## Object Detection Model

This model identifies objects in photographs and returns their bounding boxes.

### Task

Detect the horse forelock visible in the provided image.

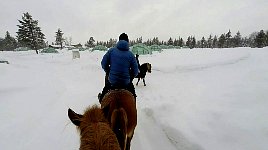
[82,105,108,125]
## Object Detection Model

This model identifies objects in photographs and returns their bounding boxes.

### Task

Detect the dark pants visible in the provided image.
[99,75,137,103]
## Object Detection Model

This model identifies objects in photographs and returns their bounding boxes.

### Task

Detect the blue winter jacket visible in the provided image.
[101,40,139,87]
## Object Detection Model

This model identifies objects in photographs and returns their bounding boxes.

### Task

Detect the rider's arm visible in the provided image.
[130,54,139,78]
[101,50,111,73]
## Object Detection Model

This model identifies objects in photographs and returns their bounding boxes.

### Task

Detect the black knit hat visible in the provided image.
[119,33,129,42]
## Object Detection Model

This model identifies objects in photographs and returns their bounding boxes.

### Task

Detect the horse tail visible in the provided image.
[111,108,128,150]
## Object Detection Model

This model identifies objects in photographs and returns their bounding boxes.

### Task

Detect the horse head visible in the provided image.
[146,63,152,73]
[68,105,120,150]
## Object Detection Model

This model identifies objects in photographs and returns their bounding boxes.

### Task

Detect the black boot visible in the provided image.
[127,83,137,101]
[99,79,111,103]
[98,93,102,102]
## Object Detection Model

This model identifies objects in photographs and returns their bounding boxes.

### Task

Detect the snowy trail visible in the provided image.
[1,48,268,150]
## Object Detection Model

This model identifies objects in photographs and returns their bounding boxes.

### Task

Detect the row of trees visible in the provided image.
[1,12,268,53]
[184,30,268,49]
[84,29,268,49]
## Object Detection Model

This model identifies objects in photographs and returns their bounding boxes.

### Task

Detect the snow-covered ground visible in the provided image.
[1,47,268,150]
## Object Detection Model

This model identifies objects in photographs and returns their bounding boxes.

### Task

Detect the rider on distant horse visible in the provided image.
[98,33,139,102]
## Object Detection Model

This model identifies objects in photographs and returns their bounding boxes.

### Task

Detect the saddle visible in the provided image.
[101,89,133,109]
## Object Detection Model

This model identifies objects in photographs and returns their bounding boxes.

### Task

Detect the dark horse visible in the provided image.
[135,63,152,86]
[101,89,137,150]
[68,105,120,150]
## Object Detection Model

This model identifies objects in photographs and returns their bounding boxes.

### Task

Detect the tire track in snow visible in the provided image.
[134,107,204,150]
[152,53,250,74]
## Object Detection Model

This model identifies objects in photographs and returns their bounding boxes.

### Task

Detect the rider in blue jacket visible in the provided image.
[98,33,139,102]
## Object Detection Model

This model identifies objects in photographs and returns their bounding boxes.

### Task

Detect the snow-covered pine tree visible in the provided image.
[168,37,173,45]
[191,36,196,49]
[16,12,45,54]
[226,30,232,48]
[178,37,184,47]
[218,34,226,48]
[266,31,268,46]
[0,37,4,51]
[152,37,159,45]
[186,36,191,48]
[212,35,218,48]
[106,38,116,48]
[207,35,213,48]
[85,37,95,48]
[2,31,17,51]
[201,37,206,48]
[255,30,266,48]
[55,28,64,49]
[233,31,242,47]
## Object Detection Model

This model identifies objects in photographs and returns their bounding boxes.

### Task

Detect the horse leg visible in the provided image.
[143,78,146,86]
[136,78,140,86]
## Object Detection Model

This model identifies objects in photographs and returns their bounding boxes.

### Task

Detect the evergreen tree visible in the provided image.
[186,36,191,48]
[145,39,152,46]
[55,28,64,49]
[196,41,201,48]
[226,30,232,48]
[178,38,184,47]
[85,37,95,48]
[212,35,218,48]
[2,31,17,51]
[173,39,179,46]
[106,38,116,48]
[241,37,248,47]
[255,30,266,48]
[0,37,4,51]
[201,37,206,48]
[16,12,45,54]
[152,37,159,45]
[207,35,213,48]
[136,36,143,44]
[218,34,226,48]
[265,30,268,46]
[191,36,196,49]
[130,39,135,46]
[233,31,242,47]
[167,37,173,45]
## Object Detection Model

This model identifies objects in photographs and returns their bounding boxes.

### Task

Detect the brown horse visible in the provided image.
[101,89,137,150]
[68,105,120,150]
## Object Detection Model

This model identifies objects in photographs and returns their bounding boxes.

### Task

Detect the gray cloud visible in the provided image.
[1,0,267,44]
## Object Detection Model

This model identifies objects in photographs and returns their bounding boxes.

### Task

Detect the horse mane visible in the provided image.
[77,105,120,150]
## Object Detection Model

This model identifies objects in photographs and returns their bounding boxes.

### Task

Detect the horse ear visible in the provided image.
[68,108,82,126]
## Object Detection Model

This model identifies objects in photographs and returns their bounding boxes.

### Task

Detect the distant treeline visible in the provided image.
[1,12,268,53]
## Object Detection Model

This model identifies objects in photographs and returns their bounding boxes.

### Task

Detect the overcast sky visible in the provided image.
[1,0,267,44]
